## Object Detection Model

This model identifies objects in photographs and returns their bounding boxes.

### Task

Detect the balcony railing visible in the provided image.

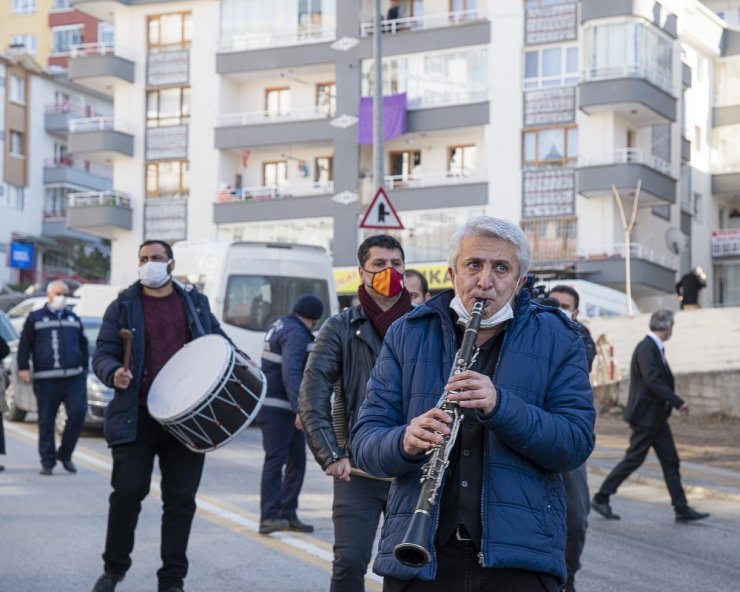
[580,148,672,177]
[360,8,487,36]
[44,103,96,116]
[219,27,334,52]
[68,116,134,134]
[577,243,673,268]
[70,42,134,61]
[582,64,672,95]
[217,181,335,203]
[216,105,334,127]
[67,190,131,208]
[44,157,113,179]
[407,89,488,110]
[384,170,486,190]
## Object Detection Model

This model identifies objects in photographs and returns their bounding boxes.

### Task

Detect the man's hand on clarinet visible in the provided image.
[403,408,452,456]
[113,367,133,390]
[445,369,497,416]
[325,458,351,481]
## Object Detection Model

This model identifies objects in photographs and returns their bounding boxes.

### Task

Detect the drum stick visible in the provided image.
[119,329,133,373]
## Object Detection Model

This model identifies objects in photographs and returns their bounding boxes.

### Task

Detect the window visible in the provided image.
[389,150,421,178]
[448,145,477,175]
[451,0,477,11]
[10,34,37,55]
[52,25,84,54]
[316,82,336,115]
[523,126,577,167]
[11,0,36,15]
[52,0,71,9]
[9,75,25,104]
[7,185,26,210]
[523,45,578,89]
[145,161,190,198]
[98,22,115,45]
[146,87,190,127]
[45,187,73,217]
[9,132,25,157]
[148,12,192,51]
[263,161,288,186]
[265,87,291,116]
[314,156,333,184]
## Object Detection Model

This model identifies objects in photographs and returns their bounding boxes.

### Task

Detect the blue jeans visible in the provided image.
[258,407,307,521]
[33,375,87,468]
[331,474,390,592]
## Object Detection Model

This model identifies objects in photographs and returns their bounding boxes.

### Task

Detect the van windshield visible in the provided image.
[223,275,330,332]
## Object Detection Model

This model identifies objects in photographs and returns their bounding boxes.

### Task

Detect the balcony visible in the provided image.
[66,190,133,239]
[68,117,134,160]
[44,104,94,137]
[579,65,676,124]
[575,243,677,297]
[215,107,334,149]
[68,43,135,93]
[213,182,336,224]
[43,158,113,192]
[578,148,676,206]
[382,170,488,211]
[360,8,487,36]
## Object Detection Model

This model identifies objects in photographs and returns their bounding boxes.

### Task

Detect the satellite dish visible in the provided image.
[665,227,686,255]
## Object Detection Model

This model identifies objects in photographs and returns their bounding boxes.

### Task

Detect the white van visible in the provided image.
[172,240,338,362]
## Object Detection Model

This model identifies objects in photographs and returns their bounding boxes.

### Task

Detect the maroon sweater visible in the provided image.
[140,290,189,403]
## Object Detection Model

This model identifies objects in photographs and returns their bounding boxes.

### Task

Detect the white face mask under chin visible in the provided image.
[449,292,515,329]
[138,260,172,288]
[49,295,67,311]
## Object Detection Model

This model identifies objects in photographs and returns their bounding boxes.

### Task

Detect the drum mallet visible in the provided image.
[119,329,133,372]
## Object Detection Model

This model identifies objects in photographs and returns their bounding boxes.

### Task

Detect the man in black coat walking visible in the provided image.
[591,309,709,523]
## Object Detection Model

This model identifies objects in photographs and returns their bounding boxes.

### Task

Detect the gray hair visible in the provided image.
[448,216,531,278]
[46,280,69,295]
[649,309,674,332]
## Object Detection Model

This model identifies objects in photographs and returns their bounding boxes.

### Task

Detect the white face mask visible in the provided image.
[560,309,574,320]
[138,260,172,288]
[449,292,515,329]
[49,295,67,311]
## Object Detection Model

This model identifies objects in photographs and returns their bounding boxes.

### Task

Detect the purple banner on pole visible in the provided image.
[358,92,408,144]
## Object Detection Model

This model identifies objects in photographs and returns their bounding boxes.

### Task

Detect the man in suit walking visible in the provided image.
[591,309,709,523]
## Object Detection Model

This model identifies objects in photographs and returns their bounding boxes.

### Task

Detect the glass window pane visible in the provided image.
[181,162,190,192]
[159,162,180,193]
[523,132,536,162]
[539,128,564,161]
[542,48,561,77]
[147,91,159,120]
[148,18,160,46]
[567,127,578,158]
[160,14,182,46]
[146,164,158,194]
[566,46,578,73]
[159,88,181,120]
[524,51,538,78]
[182,88,191,116]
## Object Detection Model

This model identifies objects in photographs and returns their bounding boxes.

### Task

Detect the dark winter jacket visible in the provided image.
[350,289,596,583]
[18,305,88,379]
[261,313,315,413]
[299,304,383,471]
[93,281,229,447]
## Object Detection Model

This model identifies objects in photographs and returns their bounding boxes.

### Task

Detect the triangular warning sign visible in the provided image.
[359,187,404,230]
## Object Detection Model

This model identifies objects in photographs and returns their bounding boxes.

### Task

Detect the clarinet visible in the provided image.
[393,298,485,568]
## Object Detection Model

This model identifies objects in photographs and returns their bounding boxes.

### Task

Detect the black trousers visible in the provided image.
[597,421,687,509]
[563,463,590,587]
[102,408,205,590]
[383,536,559,592]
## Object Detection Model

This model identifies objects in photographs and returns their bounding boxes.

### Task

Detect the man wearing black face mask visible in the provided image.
[91,240,233,592]
[299,234,413,592]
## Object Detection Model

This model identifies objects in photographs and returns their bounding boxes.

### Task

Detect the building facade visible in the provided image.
[61,0,740,309]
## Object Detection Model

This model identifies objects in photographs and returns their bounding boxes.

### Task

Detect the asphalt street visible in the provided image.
[1,419,739,592]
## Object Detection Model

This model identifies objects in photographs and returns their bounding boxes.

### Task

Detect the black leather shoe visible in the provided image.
[288,518,314,533]
[259,518,289,535]
[0,465,5,472]
[159,586,184,592]
[591,497,620,520]
[60,459,77,473]
[676,507,710,523]
[40,466,53,476]
[91,573,123,592]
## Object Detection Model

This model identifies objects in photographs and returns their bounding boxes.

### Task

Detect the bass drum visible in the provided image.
[147,334,266,453]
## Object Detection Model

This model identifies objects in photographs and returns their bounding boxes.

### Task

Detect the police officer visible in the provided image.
[258,294,324,535]
[18,280,88,475]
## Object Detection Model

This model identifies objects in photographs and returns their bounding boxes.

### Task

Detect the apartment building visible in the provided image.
[0,50,113,287]
[63,0,740,309]
[0,0,107,69]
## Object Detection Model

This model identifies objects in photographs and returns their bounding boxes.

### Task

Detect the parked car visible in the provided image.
[0,284,26,312]
[6,296,80,333]
[1,312,113,433]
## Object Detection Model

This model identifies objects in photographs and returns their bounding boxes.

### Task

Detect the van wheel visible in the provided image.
[4,381,27,422]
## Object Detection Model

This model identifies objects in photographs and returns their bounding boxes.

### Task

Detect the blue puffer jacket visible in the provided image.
[350,289,595,583]
[93,281,230,447]
[261,313,314,413]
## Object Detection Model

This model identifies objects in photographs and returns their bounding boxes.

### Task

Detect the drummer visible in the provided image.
[90,240,235,592]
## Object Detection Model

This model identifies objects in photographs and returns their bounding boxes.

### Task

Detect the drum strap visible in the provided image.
[181,289,206,337]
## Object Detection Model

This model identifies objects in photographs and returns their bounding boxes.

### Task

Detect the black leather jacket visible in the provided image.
[299,304,383,471]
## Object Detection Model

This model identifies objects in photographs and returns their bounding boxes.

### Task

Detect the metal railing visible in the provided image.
[384,170,486,190]
[407,89,488,110]
[576,243,673,268]
[70,42,133,61]
[67,191,131,208]
[217,105,334,127]
[579,148,673,177]
[68,116,134,134]
[216,181,335,203]
[45,103,89,116]
[582,64,673,95]
[219,27,334,52]
[360,8,487,36]
[44,157,113,179]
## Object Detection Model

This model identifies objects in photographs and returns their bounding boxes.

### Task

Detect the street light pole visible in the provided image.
[373,0,384,189]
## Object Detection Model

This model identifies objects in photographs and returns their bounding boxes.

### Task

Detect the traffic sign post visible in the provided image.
[359,187,404,230]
